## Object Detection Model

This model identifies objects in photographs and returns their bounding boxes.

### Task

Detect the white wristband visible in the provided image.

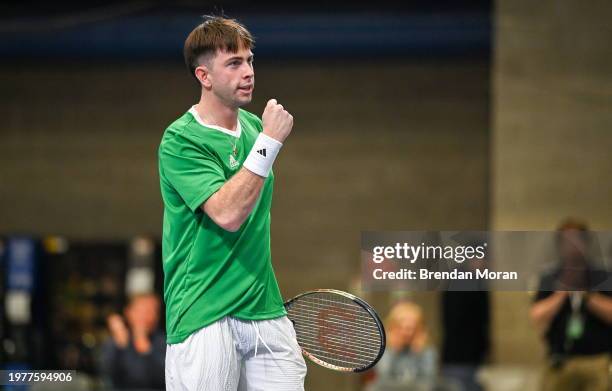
[243,133,283,177]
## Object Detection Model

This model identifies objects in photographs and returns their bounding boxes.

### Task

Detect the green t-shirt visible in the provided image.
[158,107,286,344]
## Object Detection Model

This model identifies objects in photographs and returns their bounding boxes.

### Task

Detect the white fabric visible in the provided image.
[242,133,283,178]
[188,106,242,138]
[165,316,306,391]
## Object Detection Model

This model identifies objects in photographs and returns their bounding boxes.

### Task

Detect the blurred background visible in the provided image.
[1,0,611,390]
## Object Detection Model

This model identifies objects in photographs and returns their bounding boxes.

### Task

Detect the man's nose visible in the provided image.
[243,64,254,79]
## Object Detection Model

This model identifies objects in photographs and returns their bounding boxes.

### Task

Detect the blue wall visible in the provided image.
[1,12,489,59]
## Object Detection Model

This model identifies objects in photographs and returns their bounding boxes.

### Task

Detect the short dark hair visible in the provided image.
[556,217,590,246]
[183,16,254,81]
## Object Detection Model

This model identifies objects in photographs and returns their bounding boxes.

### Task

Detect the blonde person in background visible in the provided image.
[368,301,439,391]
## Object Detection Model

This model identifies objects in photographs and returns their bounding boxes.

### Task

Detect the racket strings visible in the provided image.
[294,330,378,357]
[288,313,381,346]
[288,318,379,353]
[288,306,379,328]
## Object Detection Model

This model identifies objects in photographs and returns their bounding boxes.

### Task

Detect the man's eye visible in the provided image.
[229,61,240,66]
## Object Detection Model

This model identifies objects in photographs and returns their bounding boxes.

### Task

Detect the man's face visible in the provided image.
[203,46,255,108]
[391,311,419,344]
[126,295,160,333]
[559,229,587,261]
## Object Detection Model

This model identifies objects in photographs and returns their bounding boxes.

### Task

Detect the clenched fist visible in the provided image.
[262,99,293,143]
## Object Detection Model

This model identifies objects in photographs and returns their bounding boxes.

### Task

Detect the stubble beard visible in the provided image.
[213,85,252,109]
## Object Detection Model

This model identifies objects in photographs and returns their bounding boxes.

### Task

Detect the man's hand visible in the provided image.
[530,291,568,335]
[107,314,129,349]
[262,99,293,143]
[132,328,152,354]
[130,313,153,354]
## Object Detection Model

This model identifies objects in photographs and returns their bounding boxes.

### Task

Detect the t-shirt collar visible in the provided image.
[189,106,241,138]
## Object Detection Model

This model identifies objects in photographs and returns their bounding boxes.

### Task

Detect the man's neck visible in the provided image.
[194,94,239,131]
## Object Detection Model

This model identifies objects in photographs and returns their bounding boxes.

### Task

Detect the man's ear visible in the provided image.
[195,64,212,89]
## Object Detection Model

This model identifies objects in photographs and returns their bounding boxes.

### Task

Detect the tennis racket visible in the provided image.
[284,289,386,372]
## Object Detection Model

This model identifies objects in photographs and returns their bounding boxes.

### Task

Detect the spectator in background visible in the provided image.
[530,218,612,391]
[369,301,437,391]
[100,293,165,390]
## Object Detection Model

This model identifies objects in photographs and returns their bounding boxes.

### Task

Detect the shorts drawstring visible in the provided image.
[251,320,287,375]
[251,320,277,360]
[251,320,285,373]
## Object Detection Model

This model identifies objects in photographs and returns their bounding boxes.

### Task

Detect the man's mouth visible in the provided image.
[238,84,253,92]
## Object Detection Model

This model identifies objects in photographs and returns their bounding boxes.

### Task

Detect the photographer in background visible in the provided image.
[530,219,612,391]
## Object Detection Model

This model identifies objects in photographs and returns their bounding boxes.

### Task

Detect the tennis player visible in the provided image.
[158,16,306,391]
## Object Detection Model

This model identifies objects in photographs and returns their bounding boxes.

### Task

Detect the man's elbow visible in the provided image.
[217,217,242,232]
[202,197,245,232]
[206,210,243,232]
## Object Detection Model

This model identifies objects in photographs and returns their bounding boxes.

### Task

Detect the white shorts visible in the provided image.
[165,316,307,391]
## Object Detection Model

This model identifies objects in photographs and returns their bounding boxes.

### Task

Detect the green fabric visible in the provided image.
[158,108,285,344]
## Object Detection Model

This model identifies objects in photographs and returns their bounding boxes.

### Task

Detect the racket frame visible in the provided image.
[284,289,386,373]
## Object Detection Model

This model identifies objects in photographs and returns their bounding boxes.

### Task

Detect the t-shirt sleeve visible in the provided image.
[159,134,226,212]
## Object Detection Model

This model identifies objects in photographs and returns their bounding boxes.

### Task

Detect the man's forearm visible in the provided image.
[530,291,567,334]
[203,168,265,232]
[586,292,612,325]
[202,99,293,232]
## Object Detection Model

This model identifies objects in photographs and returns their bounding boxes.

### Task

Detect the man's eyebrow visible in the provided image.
[225,54,254,63]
